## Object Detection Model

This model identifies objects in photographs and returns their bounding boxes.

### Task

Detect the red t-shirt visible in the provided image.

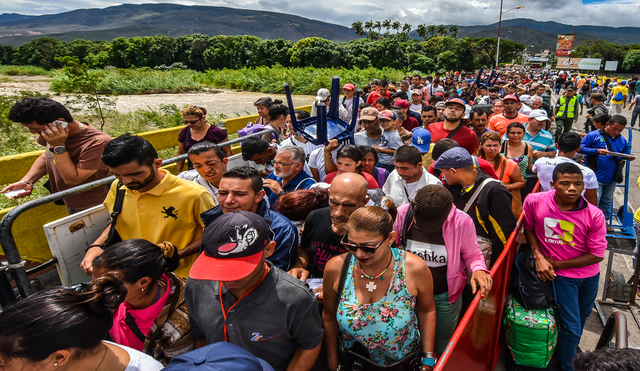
[427,122,479,155]
[324,171,380,189]
[402,117,420,131]
[366,90,391,106]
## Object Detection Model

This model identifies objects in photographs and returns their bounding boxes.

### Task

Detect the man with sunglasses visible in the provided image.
[289,173,370,282]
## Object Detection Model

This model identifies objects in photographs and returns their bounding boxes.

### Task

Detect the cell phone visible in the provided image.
[53,120,68,128]
[3,189,27,199]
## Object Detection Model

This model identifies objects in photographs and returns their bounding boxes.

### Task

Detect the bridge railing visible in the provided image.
[0,129,279,307]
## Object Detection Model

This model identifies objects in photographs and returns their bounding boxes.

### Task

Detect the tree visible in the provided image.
[448,26,459,38]
[622,49,640,73]
[416,25,428,40]
[382,19,392,36]
[436,25,448,37]
[290,37,338,68]
[410,56,436,73]
[13,37,68,69]
[437,50,459,72]
[351,21,365,38]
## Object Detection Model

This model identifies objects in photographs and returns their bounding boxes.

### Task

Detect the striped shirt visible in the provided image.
[523,125,557,155]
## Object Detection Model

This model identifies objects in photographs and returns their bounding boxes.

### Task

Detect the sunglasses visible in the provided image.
[183,119,200,125]
[340,233,389,254]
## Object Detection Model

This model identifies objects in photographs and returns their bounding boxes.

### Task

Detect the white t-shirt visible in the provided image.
[308,146,339,182]
[105,341,163,371]
[279,136,322,160]
[405,180,419,197]
[409,103,423,112]
[340,96,365,118]
[406,240,448,267]
[532,156,599,193]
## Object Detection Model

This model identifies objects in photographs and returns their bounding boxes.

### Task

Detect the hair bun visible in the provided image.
[83,273,127,313]
[157,241,175,258]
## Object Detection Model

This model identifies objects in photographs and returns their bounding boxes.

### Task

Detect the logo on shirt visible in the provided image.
[218,224,258,255]
[251,332,283,342]
[161,206,178,220]
[543,218,575,246]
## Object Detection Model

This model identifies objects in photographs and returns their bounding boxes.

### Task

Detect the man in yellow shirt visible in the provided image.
[81,134,215,278]
[610,80,628,115]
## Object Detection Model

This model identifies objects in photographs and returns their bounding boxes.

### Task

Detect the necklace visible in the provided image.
[360,252,393,292]
[93,344,108,371]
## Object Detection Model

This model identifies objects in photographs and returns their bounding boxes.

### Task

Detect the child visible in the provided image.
[375,110,403,172]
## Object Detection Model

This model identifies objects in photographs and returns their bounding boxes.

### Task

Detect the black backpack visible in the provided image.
[510,244,556,310]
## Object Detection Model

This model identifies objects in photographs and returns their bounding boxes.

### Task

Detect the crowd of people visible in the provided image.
[0,67,637,371]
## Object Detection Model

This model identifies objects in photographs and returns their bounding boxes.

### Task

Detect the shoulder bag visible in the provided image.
[599,129,625,183]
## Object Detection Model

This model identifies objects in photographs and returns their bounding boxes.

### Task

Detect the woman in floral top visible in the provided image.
[322,198,437,370]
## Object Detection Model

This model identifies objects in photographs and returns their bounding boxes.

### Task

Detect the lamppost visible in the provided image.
[495,1,524,68]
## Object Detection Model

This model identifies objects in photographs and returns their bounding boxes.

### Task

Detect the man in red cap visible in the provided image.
[185,211,323,371]
[393,99,421,131]
[427,98,479,155]
[339,83,363,119]
[487,94,529,137]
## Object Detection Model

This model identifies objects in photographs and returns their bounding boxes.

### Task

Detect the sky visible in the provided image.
[2,0,640,28]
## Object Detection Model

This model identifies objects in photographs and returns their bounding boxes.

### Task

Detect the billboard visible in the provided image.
[556,58,601,70]
[555,35,575,56]
[605,61,619,71]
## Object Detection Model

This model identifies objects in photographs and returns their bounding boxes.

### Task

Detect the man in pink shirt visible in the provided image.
[523,162,606,371]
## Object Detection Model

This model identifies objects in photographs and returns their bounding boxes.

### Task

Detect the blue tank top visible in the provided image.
[336,248,420,366]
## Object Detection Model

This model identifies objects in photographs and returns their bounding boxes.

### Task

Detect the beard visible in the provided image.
[125,170,156,190]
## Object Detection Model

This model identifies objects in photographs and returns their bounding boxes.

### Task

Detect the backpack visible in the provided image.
[238,122,268,138]
[613,91,624,102]
[509,244,555,310]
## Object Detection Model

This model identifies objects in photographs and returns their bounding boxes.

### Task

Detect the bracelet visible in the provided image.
[420,352,434,358]
[420,357,436,367]
[21,180,34,187]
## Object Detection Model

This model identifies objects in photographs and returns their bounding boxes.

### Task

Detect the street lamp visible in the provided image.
[495,2,524,68]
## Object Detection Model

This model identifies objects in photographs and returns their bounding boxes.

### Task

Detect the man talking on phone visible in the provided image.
[1,97,112,214]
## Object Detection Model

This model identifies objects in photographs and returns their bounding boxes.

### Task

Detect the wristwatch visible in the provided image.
[49,145,67,154]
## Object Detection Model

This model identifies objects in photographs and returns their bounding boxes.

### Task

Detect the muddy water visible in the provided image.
[0,77,316,117]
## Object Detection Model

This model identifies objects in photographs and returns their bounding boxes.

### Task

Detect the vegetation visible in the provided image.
[572,39,640,73]
[1,31,527,74]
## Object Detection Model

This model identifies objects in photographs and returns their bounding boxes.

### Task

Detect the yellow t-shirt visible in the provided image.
[104,169,215,278]
[611,85,628,103]
[635,176,640,223]
[421,143,436,170]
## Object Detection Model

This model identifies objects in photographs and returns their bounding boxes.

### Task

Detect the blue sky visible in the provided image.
[1,0,639,27]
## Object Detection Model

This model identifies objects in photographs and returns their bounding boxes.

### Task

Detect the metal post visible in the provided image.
[495,0,504,69]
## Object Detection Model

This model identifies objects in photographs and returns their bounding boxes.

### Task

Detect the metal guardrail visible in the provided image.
[596,311,628,350]
[0,129,279,307]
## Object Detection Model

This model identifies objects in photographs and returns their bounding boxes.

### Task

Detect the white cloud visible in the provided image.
[2,0,639,27]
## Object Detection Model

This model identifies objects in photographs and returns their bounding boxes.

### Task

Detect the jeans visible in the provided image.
[554,117,574,141]
[631,109,640,127]
[555,84,562,95]
[597,181,617,220]
[433,292,462,355]
[554,274,600,371]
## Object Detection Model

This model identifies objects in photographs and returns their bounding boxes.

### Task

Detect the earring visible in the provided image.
[141,287,146,292]
[54,363,58,366]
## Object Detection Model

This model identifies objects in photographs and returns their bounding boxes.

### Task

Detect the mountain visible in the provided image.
[0,4,356,47]
[458,19,640,52]
[1,4,639,51]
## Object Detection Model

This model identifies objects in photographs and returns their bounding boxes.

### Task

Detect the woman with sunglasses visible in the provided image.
[393,185,492,356]
[176,105,232,174]
[323,198,437,371]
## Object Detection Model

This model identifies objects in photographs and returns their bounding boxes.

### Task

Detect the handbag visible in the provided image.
[498,159,523,219]
[509,244,555,310]
[599,129,626,184]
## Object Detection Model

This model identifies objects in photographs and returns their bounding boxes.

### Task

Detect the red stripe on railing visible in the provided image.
[434,183,539,371]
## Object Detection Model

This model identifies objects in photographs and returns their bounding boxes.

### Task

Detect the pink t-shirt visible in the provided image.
[110,274,171,351]
[523,191,607,279]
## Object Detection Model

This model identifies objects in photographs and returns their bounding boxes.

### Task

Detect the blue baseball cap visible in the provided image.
[411,128,432,153]
[434,147,473,169]
[163,342,274,371]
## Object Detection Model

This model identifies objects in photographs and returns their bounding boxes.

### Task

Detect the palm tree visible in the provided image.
[374,20,382,35]
[427,25,436,38]
[436,24,447,36]
[448,25,459,38]
[416,24,427,40]
[351,21,365,38]
[392,21,401,35]
[382,19,391,36]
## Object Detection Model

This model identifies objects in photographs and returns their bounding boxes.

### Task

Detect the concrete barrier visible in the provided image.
[0,105,312,263]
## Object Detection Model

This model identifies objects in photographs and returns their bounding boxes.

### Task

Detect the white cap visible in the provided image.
[520,94,533,105]
[463,104,472,119]
[529,109,549,121]
[316,88,330,102]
